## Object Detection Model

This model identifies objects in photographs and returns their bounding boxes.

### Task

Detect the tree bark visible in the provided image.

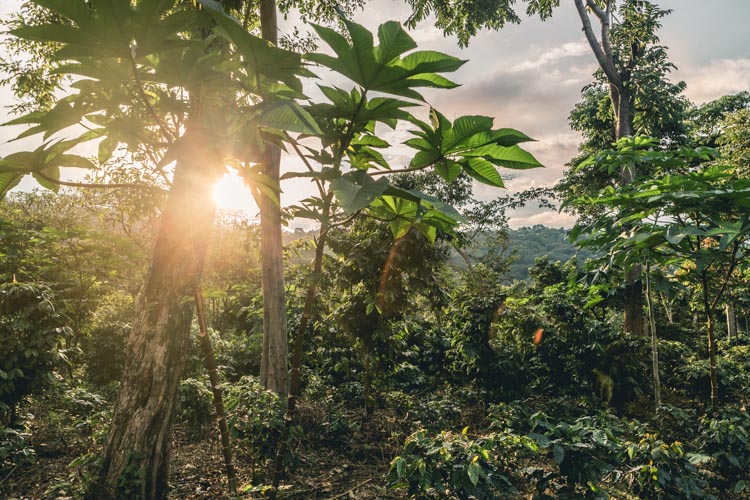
[726,303,737,344]
[258,0,289,396]
[88,124,219,499]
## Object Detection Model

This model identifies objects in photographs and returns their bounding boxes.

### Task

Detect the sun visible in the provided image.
[212,169,257,212]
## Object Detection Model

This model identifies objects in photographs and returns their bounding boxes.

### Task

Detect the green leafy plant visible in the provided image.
[225,376,292,464]
[622,434,709,499]
[0,281,70,425]
[697,408,750,493]
[176,378,215,439]
[388,427,533,499]
[0,426,36,475]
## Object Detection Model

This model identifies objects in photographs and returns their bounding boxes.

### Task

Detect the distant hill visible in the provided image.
[504,225,591,282]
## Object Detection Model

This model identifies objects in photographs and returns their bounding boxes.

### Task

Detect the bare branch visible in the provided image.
[284,133,326,198]
[574,0,622,87]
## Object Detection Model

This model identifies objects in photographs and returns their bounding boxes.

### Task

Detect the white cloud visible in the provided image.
[508,210,577,229]
[677,58,750,105]
[510,41,589,73]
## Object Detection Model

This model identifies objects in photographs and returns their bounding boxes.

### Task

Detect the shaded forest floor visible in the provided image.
[3,404,406,499]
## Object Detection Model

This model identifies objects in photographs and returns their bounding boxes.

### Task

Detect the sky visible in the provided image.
[2,0,749,229]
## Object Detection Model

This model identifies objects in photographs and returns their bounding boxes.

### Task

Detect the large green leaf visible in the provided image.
[464,144,543,170]
[0,172,23,200]
[256,100,322,135]
[331,173,390,214]
[204,5,306,92]
[375,21,418,63]
[308,19,464,101]
[462,157,504,188]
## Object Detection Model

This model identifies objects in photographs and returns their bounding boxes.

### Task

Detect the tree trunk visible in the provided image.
[726,303,737,344]
[702,271,719,413]
[88,124,219,499]
[645,260,661,409]
[272,193,333,493]
[575,0,644,337]
[258,0,289,396]
[194,289,237,495]
[613,85,645,336]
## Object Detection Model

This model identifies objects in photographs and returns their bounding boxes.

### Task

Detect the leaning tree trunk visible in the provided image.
[88,123,219,499]
[194,289,237,495]
[258,0,289,396]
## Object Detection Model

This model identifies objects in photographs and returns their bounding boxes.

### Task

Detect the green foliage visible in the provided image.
[622,433,708,499]
[697,407,750,493]
[529,410,710,498]
[176,378,215,439]
[388,427,536,499]
[0,427,36,474]
[226,376,293,464]
[530,411,624,495]
[81,291,132,387]
[0,282,69,424]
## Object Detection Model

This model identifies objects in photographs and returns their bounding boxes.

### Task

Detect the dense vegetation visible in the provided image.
[1,0,749,499]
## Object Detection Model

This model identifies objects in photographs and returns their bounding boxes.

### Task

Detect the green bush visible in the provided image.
[0,426,35,474]
[176,378,215,438]
[388,427,538,499]
[621,434,708,499]
[217,330,263,381]
[226,376,289,463]
[0,282,70,424]
[697,407,750,493]
[529,412,624,496]
[81,291,133,387]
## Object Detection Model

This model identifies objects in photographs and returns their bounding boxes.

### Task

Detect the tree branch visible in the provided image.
[574,0,622,87]
[711,239,742,310]
[284,134,326,198]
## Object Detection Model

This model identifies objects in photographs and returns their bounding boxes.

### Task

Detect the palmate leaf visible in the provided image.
[21,0,193,61]
[4,99,89,140]
[368,192,460,241]
[331,172,390,214]
[0,134,98,198]
[312,89,416,129]
[255,100,322,135]
[405,109,541,182]
[203,3,308,93]
[0,172,24,199]
[307,18,464,101]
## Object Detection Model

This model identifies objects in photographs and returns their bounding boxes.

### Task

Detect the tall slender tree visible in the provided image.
[258,0,289,396]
